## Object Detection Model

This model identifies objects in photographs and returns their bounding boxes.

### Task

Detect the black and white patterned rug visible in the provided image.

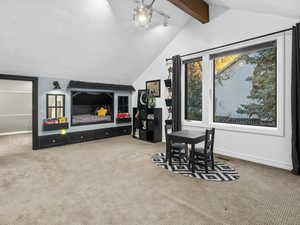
[152,153,240,182]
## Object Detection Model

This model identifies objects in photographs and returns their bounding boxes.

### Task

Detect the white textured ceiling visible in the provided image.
[0,0,189,84]
[205,0,300,19]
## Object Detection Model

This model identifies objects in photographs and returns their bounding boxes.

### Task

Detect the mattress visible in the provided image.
[72,114,112,125]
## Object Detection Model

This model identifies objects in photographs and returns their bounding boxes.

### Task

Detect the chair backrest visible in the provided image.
[164,124,172,143]
[204,128,215,153]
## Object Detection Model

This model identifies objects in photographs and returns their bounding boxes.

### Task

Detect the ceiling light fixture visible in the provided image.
[133,0,170,28]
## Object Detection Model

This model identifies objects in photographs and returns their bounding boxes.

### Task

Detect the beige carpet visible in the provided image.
[0,134,300,225]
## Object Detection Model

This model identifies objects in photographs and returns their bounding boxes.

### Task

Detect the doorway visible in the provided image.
[0,74,38,150]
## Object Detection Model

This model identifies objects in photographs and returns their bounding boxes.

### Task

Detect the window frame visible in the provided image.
[46,94,65,119]
[118,96,129,113]
[212,43,278,128]
[182,34,285,136]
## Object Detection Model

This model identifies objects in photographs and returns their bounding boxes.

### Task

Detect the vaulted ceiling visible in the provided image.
[0,0,189,84]
[0,0,299,85]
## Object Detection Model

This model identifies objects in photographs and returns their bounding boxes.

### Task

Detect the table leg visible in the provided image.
[191,144,195,173]
[168,140,172,165]
[166,139,170,163]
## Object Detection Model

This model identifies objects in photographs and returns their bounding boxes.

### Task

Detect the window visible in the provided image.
[47,94,65,118]
[184,57,203,121]
[118,96,129,113]
[212,41,277,127]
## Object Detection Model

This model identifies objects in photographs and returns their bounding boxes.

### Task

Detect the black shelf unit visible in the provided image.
[116,118,132,124]
[43,123,69,131]
[133,107,162,143]
[164,65,173,127]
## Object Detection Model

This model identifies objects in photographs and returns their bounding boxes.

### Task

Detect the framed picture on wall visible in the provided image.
[138,89,148,108]
[146,80,161,98]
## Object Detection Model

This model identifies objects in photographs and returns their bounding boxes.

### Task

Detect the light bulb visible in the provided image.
[133,2,152,28]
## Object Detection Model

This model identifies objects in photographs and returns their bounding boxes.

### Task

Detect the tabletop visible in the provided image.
[168,129,206,144]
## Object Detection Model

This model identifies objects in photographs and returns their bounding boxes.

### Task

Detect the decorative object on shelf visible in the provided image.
[165,98,172,106]
[164,79,172,88]
[116,112,132,124]
[146,79,161,98]
[117,113,130,119]
[147,93,156,108]
[138,89,148,108]
[164,66,173,88]
[165,119,172,125]
[52,81,61,90]
[133,0,170,28]
[58,117,67,123]
[97,107,108,117]
[147,114,155,120]
[43,117,68,125]
[132,110,140,138]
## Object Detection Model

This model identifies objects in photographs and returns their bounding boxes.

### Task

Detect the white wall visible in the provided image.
[133,6,298,170]
[0,79,32,135]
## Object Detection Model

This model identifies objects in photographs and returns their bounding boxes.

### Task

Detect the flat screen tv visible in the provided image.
[71,91,114,126]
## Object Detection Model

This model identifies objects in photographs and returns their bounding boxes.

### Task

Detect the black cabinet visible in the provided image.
[68,130,96,143]
[39,135,67,148]
[38,126,132,149]
[133,108,162,143]
[113,126,131,136]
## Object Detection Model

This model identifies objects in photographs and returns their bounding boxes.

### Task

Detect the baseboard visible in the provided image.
[215,148,292,171]
[0,131,32,136]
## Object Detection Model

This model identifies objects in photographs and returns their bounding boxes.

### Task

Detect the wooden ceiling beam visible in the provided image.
[168,0,209,24]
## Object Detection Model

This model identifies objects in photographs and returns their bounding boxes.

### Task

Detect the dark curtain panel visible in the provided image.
[292,23,300,175]
[172,55,182,132]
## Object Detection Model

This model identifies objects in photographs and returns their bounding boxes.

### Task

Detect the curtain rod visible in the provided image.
[165,27,293,62]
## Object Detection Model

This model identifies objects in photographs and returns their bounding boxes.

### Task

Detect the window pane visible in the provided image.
[48,95,56,107]
[48,108,56,118]
[214,46,277,127]
[118,96,129,113]
[185,60,203,121]
[57,108,64,118]
[57,95,64,107]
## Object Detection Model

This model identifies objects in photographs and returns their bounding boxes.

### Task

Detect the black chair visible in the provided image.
[190,128,215,173]
[165,125,188,165]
